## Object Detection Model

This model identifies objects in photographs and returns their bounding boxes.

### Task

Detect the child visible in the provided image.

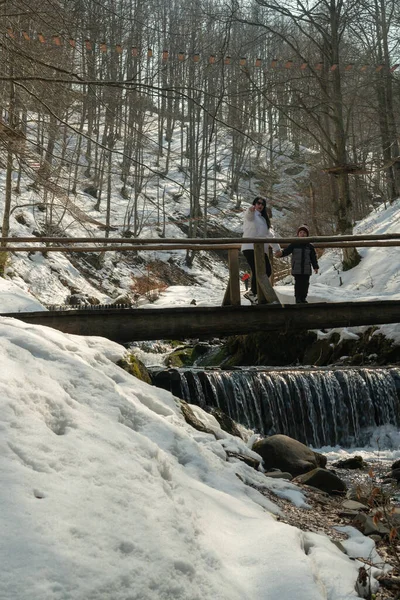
[275,224,319,303]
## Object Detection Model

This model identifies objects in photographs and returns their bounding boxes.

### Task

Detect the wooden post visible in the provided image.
[254,242,281,305]
[228,248,240,306]
[254,242,267,303]
[222,280,231,306]
[222,249,241,306]
[268,247,274,284]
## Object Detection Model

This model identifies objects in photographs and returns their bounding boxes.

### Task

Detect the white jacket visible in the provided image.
[241,207,281,252]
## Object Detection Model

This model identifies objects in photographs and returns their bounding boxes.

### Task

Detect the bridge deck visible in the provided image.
[2,300,399,343]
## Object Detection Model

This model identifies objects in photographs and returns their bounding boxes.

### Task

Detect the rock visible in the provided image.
[252,434,327,476]
[371,506,400,527]
[352,512,390,536]
[346,487,370,505]
[293,468,347,495]
[66,293,100,306]
[165,347,194,367]
[369,534,382,543]
[338,510,360,519]
[264,471,293,480]
[226,451,260,470]
[331,540,347,554]
[388,468,400,481]
[391,459,400,470]
[382,477,397,485]
[83,185,98,198]
[117,354,151,384]
[111,294,133,306]
[178,400,216,437]
[342,499,369,511]
[332,456,366,470]
[209,408,243,439]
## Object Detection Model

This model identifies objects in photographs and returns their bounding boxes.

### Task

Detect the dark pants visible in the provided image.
[243,250,272,295]
[294,274,310,303]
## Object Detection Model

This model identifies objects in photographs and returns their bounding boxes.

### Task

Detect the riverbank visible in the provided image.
[260,457,400,600]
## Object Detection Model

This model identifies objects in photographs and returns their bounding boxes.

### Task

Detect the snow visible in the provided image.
[1,316,388,599]
[0,276,46,312]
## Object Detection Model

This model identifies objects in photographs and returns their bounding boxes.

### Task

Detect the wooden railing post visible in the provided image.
[268,247,274,284]
[228,248,240,306]
[254,242,267,304]
[254,242,280,304]
[222,248,241,306]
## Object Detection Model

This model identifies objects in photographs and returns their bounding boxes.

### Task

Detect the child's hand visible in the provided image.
[275,250,283,258]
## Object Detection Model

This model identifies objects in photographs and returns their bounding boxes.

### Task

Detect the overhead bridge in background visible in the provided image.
[2,300,399,343]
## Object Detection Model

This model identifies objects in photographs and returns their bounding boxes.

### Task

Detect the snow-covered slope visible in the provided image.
[0,318,386,599]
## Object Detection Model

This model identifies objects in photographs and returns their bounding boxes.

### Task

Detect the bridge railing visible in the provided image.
[1,234,399,306]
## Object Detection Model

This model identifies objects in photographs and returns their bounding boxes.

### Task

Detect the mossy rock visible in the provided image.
[329,328,400,366]
[223,330,318,366]
[217,326,399,368]
[196,346,230,367]
[117,354,152,384]
[165,347,194,367]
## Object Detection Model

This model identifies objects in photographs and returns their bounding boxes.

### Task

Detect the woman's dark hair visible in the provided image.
[252,196,271,228]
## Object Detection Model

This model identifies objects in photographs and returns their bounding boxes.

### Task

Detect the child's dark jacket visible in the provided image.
[281,242,319,275]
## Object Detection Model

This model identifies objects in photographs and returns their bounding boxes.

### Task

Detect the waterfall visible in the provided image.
[151,367,400,447]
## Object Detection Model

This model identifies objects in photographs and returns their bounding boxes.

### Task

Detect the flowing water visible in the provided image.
[151,366,400,448]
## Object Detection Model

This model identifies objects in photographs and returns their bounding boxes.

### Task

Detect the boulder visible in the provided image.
[388,468,400,482]
[117,354,151,384]
[252,434,326,476]
[332,455,366,470]
[293,468,347,495]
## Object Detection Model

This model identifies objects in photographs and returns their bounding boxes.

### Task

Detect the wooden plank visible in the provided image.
[3,240,400,253]
[254,242,281,305]
[222,279,231,306]
[1,233,400,244]
[257,273,282,305]
[2,300,398,343]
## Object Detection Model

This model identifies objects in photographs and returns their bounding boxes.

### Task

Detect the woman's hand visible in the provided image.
[275,250,283,258]
[249,205,256,212]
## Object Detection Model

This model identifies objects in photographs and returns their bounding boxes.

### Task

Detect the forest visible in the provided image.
[0,0,399,273]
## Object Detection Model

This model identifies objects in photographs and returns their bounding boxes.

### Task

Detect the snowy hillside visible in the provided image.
[0,317,390,600]
[0,134,324,308]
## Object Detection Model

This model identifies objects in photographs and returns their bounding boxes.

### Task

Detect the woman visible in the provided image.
[241,197,281,304]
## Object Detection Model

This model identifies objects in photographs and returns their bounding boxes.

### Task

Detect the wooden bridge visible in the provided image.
[0,234,399,342]
[2,300,398,343]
